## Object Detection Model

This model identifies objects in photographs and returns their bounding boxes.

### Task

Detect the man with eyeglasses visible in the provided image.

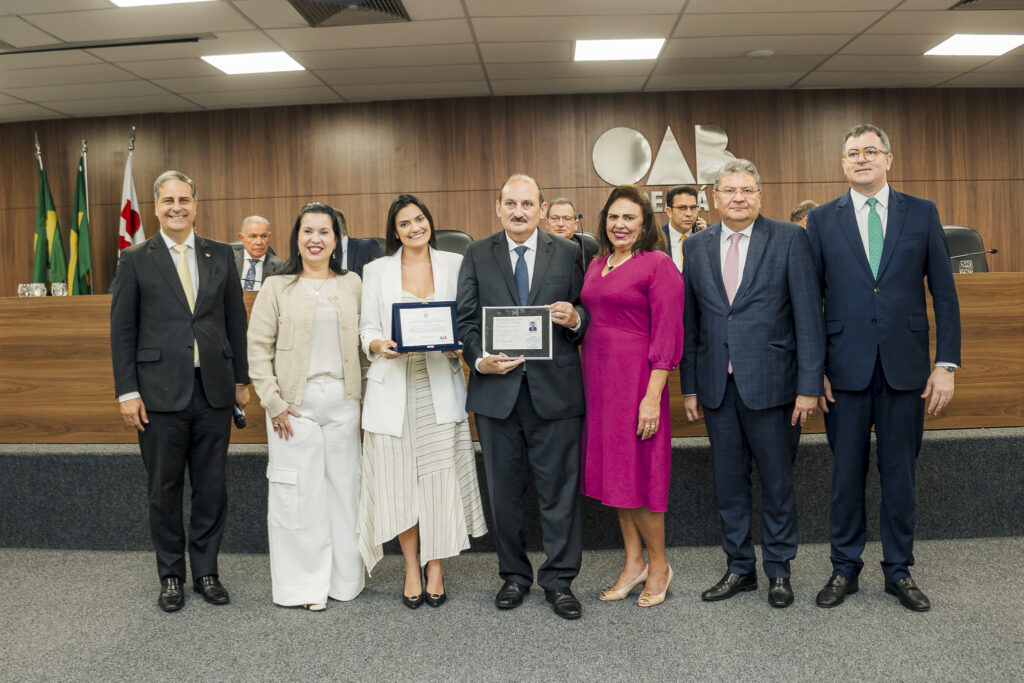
[544,198,597,264]
[806,124,960,612]
[234,216,286,291]
[662,185,707,273]
[681,159,824,609]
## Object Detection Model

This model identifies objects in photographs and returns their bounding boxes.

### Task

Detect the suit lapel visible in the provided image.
[877,189,906,280]
[347,239,359,271]
[194,236,213,312]
[732,216,768,305]
[491,233,520,304]
[429,247,452,300]
[527,230,553,305]
[704,224,730,307]
[837,192,873,279]
[148,235,193,314]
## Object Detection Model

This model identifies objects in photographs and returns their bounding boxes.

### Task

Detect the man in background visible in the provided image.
[790,200,819,229]
[233,215,286,291]
[662,185,707,272]
[334,207,383,278]
[544,197,597,265]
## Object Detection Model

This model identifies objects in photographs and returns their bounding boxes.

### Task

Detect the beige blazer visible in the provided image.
[359,247,467,437]
[248,272,362,418]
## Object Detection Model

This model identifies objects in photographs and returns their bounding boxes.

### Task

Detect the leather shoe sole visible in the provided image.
[495,581,529,610]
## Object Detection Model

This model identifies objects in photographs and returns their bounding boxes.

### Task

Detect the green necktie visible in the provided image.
[866,197,883,278]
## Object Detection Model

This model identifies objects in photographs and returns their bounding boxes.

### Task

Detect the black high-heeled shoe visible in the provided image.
[403,568,425,609]
[424,565,446,607]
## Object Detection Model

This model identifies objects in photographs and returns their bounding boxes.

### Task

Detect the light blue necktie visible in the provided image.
[243,258,257,290]
[513,246,529,305]
[866,197,883,278]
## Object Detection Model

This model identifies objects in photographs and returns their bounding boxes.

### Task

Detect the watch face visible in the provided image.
[945,366,956,372]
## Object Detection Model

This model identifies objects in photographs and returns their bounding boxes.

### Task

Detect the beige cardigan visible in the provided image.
[247,272,362,418]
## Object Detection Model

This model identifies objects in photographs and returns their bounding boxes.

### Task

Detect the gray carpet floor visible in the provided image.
[2,539,1023,682]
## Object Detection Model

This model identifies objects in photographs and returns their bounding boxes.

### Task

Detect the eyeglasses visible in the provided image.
[548,215,577,224]
[667,204,697,211]
[715,188,759,198]
[843,147,886,162]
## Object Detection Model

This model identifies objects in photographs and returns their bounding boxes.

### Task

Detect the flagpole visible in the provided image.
[33,132,43,171]
[129,125,135,152]
[81,138,89,219]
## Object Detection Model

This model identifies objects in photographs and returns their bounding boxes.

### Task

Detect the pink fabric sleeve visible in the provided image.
[647,253,685,370]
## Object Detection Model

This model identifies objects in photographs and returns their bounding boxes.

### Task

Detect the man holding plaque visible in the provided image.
[457,173,589,621]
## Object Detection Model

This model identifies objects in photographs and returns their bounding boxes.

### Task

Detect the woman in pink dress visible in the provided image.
[580,185,684,607]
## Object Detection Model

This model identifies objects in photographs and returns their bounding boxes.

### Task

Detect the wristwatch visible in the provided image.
[943,366,956,373]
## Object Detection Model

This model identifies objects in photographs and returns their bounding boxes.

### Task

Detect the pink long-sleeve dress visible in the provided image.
[580,249,684,512]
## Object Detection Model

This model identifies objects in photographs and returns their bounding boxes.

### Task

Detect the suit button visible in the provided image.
[874,288,880,293]
[727,315,734,320]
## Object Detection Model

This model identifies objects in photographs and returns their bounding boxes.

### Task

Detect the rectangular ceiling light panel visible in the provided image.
[111,0,217,6]
[201,51,305,75]
[925,34,1024,56]
[575,39,665,61]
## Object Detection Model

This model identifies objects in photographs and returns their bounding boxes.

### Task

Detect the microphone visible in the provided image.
[949,248,997,260]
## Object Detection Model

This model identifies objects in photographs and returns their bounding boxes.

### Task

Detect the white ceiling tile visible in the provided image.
[318,63,484,86]
[977,54,1024,72]
[27,4,253,42]
[818,54,992,72]
[840,34,950,55]
[0,16,60,47]
[337,80,490,101]
[467,0,684,15]
[156,71,322,94]
[487,61,653,80]
[43,93,200,117]
[232,0,307,29]
[868,9,1024,34]
[896,0,962,8]
[185,85,341,108]
[654,55,823,75]
[0,91,18,104]
[675,12,885,37]
[491,76,647,95]
[663,35,851,59]
[0,102,66,121]
[85,30,280,61]
[0,50,102,69]
[119,57,221,79]
[0,1,109,12]
[0,63,138,88]
[267,18,472,51]
[646,72,809,90]
[402,0,465,20]
[472,15,674,42]
[294,43,479,69]
[796,71,963,87]
[942,70,1024,87]
[479,41,570,63]
[685,0,899,11]
[6,79,167,102]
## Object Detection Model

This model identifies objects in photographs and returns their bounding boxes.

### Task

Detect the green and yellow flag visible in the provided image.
[32,165,66,285]
[68,156,92,294]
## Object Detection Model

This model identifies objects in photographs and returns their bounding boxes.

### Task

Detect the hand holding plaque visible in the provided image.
[392,301,460,353]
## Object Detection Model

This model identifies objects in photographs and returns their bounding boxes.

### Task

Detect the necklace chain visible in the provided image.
[607,252,633,270]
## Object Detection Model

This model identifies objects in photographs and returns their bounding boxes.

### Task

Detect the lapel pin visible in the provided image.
[205,252,211,258]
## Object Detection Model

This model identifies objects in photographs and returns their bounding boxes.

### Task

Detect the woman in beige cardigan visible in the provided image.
[248,202,364,611]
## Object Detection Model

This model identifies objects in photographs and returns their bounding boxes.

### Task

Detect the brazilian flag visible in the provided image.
[32,165,66,285]
[68,157,92,294]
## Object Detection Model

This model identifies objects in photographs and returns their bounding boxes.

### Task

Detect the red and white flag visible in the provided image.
[117,151,144,252]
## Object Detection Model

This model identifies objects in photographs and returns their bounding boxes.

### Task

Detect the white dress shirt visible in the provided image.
[720,221,755,289]
[849,183,890,260]
[240,253,266,291]
[668,224,699,272]
[505,228,538,289]
[340,235,350,270]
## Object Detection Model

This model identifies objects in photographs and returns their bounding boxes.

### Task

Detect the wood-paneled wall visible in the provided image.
[1,88,1022,295]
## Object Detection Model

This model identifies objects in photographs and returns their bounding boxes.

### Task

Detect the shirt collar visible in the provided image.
[245,250,264,264]
[341,235,349,251]
[721,220,755,244]
[505,228,538,253]
[849,183,890,212]
[160,229,195,251]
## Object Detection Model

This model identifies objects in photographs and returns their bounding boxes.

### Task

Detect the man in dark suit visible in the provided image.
[662,185,707,273]
[233,215,286,290]
[807,124,960,612]
[457,173,589,620]
[681,159,824,609]
[111,170,249,612]
[543,197,597,265]
[334,208,383,278]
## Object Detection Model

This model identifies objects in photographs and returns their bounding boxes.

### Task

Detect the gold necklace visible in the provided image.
[305,276,330,296]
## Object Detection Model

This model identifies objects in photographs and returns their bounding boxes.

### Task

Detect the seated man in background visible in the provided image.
[334,207,383,278]
[789,200,819,229]
[233,215,286,291]
[544,198,597,265]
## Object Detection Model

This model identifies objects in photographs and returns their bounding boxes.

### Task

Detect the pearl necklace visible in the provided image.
[606,252,633,271]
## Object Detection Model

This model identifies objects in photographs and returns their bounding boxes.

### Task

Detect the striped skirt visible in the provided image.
[358,352,487,573]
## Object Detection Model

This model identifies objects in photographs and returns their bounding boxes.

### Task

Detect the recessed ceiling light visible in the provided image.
[746,49,775,59]
[574,39,665,62]
[111,0,217,6]
[201,52,305,75]
[925,34,1024,56]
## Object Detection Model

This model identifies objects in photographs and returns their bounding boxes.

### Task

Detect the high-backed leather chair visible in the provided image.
[943,226,989,273]
[435,229,474,256]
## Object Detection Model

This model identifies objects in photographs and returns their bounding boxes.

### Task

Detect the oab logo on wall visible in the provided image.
[592,125,737,211]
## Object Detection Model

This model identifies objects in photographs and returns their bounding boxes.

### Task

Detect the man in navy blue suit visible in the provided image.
[681,159,825,608]
[806,124,960,612]
[661,185,707,273]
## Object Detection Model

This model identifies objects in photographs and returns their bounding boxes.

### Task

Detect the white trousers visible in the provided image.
[266,376,364,605]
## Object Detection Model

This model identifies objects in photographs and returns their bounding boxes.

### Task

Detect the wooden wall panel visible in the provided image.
[2,89,1023,297]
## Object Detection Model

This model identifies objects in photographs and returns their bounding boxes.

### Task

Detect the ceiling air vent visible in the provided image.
[287,0,410,27]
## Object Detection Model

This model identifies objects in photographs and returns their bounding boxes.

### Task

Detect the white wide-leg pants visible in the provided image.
[266,377,364,605]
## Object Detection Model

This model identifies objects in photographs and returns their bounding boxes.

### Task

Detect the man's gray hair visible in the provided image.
[714,159,762,190]
[153,170,196,202]
[499,173,545,205]
[240,215,270,231]
[547,198,577,218]
[843,123,891,154]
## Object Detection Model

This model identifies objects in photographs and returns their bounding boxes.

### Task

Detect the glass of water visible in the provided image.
[50,282,68,296]
[30,283,48,296]
[18,284,31,297]
[958,259,974,274]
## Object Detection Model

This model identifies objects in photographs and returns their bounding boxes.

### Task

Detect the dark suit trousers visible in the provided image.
[138,370,231,581]
[704,376,800,578]
[825,355,924,583]
[475,375,583,591]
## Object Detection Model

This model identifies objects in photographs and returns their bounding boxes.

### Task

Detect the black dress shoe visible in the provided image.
[402,592,425,609]
[884,576,931,612]
[544,588,582,620]
[816,573,858,608]
[495,580,529,610]
[193,575,230,605]
[701,572,757,601]
[768,578,794,608]
[158,577,184,612]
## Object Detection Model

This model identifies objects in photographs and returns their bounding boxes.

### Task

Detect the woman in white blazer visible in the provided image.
[358,194,486,608]
[248,203,364,611]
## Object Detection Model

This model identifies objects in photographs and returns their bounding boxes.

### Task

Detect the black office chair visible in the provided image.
[369,237,387,254]
[943,226,989,273]
[576,231,600,264]
[435,229,474,256]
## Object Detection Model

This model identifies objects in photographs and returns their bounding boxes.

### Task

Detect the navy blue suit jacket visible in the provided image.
[346,237,383,278]
[681,215,824,411]
[805,188,960,392]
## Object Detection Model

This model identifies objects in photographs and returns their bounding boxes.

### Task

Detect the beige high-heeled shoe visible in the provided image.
[599,564,649,601]
[638,566,673,607]
[303,603,327,612]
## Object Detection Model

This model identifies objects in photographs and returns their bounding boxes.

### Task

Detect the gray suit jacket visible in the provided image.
[232,244,287,288]
[680,215,824,411]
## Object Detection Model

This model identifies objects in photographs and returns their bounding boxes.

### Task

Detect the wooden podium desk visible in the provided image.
[1,275,1021,444]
